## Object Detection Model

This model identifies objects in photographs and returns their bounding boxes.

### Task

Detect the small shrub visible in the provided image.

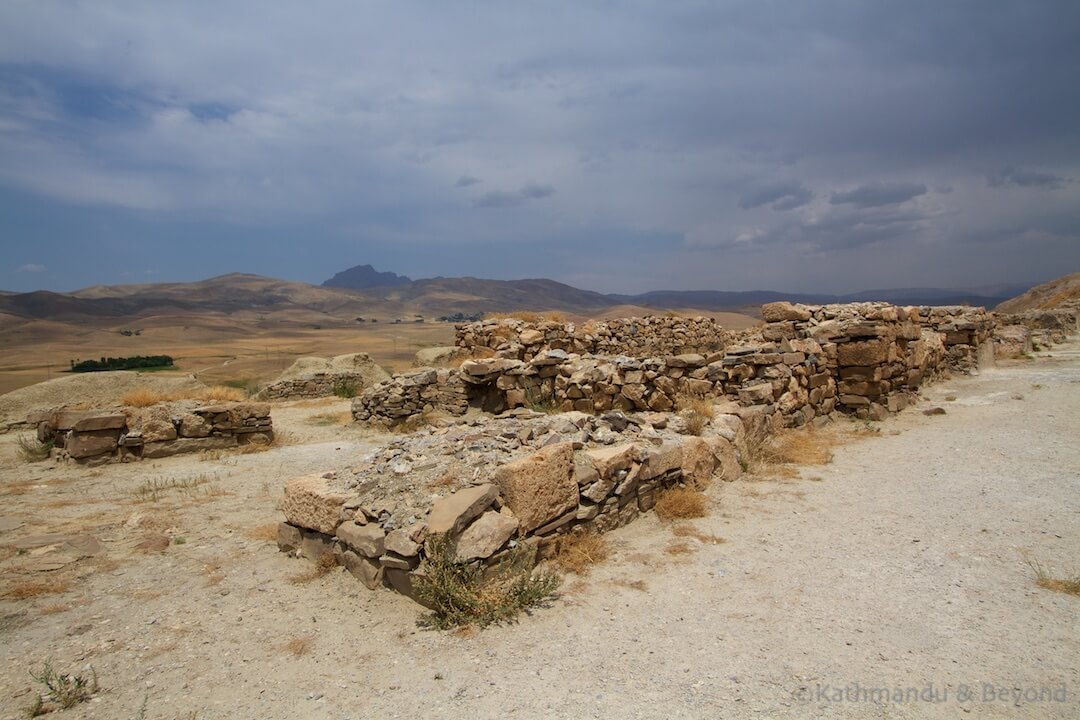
[524,385,558,414]
[28,659,98,710]
[415,535,560,629]
[16,435,52,463]
[553,531,609,575]
[1029,558,1080,597]
[654,488,707,520]
[332,378,359,399]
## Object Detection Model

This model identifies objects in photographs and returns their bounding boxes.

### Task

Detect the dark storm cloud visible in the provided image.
[830,183,928,209]
[0,1,1077,294]
[986,167,1069,190]
[738,182,813,211]
[475,183,556,208]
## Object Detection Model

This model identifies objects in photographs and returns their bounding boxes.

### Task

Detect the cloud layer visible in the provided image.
[0,1,1078,293]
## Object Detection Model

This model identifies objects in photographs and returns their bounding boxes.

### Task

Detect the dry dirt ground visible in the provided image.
[0,340,1077,719]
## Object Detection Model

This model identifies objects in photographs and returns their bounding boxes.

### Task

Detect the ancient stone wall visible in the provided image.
[29,402,272,465]
[358,302,1007,427]
[257,372,368,401]
[278,411,743,600]
[455,316,727,361]
[996,308,1079,350]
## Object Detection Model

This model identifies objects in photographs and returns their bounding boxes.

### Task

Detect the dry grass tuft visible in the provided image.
[742,427,837,477]
[16,434,53,463]
[675,395,714,436]
[288,552,339,584]
[612,578,649,592]
[665,541,695,556]
[554,531,610,575]
[284,634,314,656]
[246,523,279,542]
[654,488,707,520]
[1029,558,1080,597]
[671,524,726,545]
[307,411,352,427]
[121,385,246,407]
[486,311,566,323]
[3,579,70,600]
[38,603,72,615]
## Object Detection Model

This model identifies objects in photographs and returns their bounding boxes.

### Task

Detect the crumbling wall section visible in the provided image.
[29,402,273,465]
[456,316,728,361]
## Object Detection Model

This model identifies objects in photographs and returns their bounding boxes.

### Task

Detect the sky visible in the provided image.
[1,1,1079,295]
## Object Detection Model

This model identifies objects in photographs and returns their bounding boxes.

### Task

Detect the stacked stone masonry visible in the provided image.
[29,402,272,465]
[278,409,745,602]
[300,301,1080,604]
[455,316,728,361]
[356,303,1001,427]
[257,372,369,401]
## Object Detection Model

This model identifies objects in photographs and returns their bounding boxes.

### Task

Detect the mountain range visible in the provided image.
[0,266,1047,324]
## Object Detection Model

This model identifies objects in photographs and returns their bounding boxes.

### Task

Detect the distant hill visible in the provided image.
[996,272,1080,313]
[0,270,1046,325]
[322,264,411,290]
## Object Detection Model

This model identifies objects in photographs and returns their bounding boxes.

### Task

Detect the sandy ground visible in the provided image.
[0,340,1077,719]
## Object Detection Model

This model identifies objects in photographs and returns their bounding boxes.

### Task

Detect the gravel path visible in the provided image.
[0,341,1077,719]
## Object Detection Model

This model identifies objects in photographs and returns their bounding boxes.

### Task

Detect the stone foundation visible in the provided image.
[29,402,273,465]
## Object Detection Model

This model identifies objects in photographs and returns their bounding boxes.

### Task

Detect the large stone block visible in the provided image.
[126,406,178,442]
[837,339,889,367]
[680,436,717,488]
[494,441,578,533]
[762,302,812,322]
[427,483,498,535]
[141,436,237,458]
[282,474,352,535]
[65,429,120,459]
[582,444,637,478]
[639,439,683,481]
[336,522,386,558]
[337,549,383,589]
[455,511,519,561]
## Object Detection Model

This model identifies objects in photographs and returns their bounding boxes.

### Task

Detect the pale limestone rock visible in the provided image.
[455,511,519,561]
[282,474,351,535]
[494,442,578,533]
[427,483,497,535]
[336,522,385,558]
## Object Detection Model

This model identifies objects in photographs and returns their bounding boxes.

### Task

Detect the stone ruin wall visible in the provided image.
[995,307,1079,353]
[289,301,1079,604]
[256,372,368,401]
[277,421,743,601]
[354,304,997,427]
[29,402,273,466]
[455,316,727,361]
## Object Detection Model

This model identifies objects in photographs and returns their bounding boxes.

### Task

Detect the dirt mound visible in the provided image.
[0,371,207,429]
[996,272,1080,313]
[271,353,390,385]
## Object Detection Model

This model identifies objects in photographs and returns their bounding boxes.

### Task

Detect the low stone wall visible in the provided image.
[352,368,469,422]
[997,308,1079,350]
[357,302,1070,428]
[278,410,744,600]
[29,402,272,465]
[455,316,728,361]
[257,372,368,401]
